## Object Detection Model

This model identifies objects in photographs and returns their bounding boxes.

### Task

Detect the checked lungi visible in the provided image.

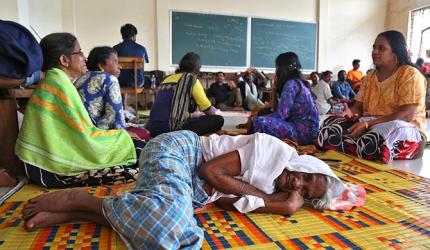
[102,130,209,249]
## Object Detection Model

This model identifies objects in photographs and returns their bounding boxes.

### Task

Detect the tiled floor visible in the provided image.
[390,148,430,177]
[222,115,430,178]
[390,118,430,178]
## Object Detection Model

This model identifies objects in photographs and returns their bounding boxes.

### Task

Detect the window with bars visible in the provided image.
[408,5,430,62]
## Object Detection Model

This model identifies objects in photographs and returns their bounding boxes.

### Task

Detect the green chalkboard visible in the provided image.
[251,18,317,70]
[171,11,247,67]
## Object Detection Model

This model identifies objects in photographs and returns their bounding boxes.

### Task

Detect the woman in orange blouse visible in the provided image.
[317,30,427,163]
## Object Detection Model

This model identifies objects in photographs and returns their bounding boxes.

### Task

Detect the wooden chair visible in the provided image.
[117,57,147,119]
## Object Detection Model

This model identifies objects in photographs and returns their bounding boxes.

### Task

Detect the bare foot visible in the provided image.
[25,212,72,231]
[22,189,88,220]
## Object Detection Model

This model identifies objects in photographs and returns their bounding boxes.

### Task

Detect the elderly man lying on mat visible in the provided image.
[22,131,365,249]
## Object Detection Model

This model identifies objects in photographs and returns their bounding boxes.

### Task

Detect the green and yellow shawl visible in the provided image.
[15,68,136,175]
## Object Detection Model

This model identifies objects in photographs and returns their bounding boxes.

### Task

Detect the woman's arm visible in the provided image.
[342,100,363,119]
[192,79,212,112]
[200,150,306,215]
[199,151,270,200]
[348,104,417,138]
[253,190,304,215]
[214,190,304,215]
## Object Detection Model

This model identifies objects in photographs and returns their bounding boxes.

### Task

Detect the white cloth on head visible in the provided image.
[201,133,297,213]
[200,133,366,213]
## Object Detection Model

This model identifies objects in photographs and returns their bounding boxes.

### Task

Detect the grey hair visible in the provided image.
[311,175,333,210]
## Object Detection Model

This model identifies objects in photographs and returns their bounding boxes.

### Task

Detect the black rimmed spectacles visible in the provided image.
[71,51,85,57]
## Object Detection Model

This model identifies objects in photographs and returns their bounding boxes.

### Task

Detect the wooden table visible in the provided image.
[0,87,34,177]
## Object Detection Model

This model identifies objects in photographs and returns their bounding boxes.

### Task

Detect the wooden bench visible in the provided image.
[0,82,34,177]
[118,57,151,119]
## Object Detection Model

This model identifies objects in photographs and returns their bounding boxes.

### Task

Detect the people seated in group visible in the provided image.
[416,57,430,75]
[331,70,356,103]
[74,46,125,129]
[312,70,337,114]
[113,23,149,87]
[347,59,363,92]
[22,131,365,249]
[15,33,145,188]
[252,52,320,145]
[318,30,427,163]
[207,71,243,111]
[147,52,224,136]
[238,69,264,110]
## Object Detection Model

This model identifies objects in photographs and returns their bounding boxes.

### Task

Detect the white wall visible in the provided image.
[319,0,387,78]
[28,0,62,40]
[385,0,430,37]
[3,0,390,76]
[385,0,430,61]
[0,0,19,21]
[0,0,62,41]
[61,0,157,71]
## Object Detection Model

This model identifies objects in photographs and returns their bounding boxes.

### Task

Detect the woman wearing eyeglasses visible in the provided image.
[15,33,144,188]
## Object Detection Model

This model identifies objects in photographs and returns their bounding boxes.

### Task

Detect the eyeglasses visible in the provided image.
[71,51,85,57]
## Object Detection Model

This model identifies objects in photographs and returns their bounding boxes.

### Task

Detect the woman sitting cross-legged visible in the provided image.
[251,52,320,145]
[147,52,224,137]
[15,33,145,188]
[317,30,427,163]
[74,46,151,140]
[73,46,125,130]
[22,131,365,249]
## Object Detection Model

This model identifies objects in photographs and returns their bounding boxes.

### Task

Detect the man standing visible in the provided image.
[114,24,149,87]
[347,59,363,92]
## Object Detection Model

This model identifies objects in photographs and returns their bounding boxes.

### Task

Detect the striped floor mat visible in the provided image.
[1,150,430,249]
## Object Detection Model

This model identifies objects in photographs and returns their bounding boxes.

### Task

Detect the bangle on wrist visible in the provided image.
[364,121,369,129]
